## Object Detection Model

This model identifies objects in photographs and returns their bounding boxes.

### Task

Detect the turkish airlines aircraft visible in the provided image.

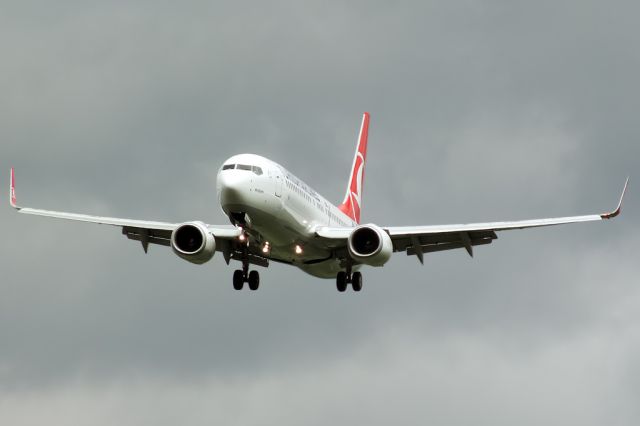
[10,113,628,292]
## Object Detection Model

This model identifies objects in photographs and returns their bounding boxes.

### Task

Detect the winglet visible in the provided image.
[9,167,18,209]
[601,177,629,219]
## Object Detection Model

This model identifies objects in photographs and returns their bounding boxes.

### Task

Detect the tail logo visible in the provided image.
[10,168,17,207]
[338,113,369,224]
[349,152,365,215]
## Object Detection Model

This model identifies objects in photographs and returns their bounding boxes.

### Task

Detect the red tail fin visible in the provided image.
[338,112,370,224]
[9,167,17,208]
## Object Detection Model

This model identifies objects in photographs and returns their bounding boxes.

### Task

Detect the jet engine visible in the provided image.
[171,221,216,264]
[347,224,393,266]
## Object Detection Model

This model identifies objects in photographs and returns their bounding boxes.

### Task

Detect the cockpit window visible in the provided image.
[222,163,263,175]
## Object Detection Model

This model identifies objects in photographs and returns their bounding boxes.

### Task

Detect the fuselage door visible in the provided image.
[269,168,283,197]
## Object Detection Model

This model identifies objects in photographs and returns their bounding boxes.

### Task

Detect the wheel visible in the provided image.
[248,270,260,291]
[352,271,363,292]
[233,270,244,290]
[336,271,347,292]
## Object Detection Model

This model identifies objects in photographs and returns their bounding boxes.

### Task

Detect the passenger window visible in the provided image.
[222,164,235,170]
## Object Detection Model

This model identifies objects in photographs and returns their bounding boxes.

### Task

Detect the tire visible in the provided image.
[233,270,244,290]
[248,270,260,291]
[336,271,347,292]
[352,272,363,292]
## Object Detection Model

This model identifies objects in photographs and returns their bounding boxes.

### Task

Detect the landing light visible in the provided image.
[262,242,270,254]
[295,244,303,255]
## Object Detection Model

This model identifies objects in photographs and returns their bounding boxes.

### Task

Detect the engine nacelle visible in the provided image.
[347,224,393,267]
[171,221,216,265]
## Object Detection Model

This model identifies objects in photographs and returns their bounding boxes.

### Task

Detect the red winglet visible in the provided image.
[601,177,629,219]
[9,167,17,208]
[338,112,370,224]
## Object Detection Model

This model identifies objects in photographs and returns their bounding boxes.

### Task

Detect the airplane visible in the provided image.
[9,113,628,292]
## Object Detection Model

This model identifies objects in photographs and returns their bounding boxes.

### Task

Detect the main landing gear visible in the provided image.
[336,270,363,292]
[232,261,260,291]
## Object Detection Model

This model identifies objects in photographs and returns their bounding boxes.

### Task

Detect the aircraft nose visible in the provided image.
[217,170,249,207]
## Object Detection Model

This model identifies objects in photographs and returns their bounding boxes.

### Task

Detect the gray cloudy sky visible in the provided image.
[1,1,639,425]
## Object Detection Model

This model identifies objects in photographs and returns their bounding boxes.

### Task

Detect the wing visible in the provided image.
[9,168,241,253]
[316,178,628,263]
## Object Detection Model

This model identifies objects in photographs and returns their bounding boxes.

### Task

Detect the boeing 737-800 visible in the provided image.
[9,113,628,292]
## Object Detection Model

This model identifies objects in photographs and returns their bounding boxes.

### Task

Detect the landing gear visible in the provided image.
[336,271,348,292]
[232,261,260,291]
[248,270,260,290]
[335,269,363,292]
[352,272,362,292]
[233,270,244,290]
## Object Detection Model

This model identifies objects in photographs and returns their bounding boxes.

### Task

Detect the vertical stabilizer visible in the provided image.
[9,167,17,208]
[338,112,370,224]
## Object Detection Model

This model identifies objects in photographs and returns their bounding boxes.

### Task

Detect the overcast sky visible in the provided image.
[1,1,639,425]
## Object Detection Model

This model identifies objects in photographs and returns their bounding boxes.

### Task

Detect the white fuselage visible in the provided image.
[216,153,357,277]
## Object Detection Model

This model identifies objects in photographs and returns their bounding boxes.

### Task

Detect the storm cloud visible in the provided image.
[1,1,638,424]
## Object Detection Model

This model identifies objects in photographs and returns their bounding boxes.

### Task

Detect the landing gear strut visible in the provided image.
[336,266,363,292]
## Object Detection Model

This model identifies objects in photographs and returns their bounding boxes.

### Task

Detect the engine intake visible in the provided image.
[347,224,392,266]
[171,222,216,264]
